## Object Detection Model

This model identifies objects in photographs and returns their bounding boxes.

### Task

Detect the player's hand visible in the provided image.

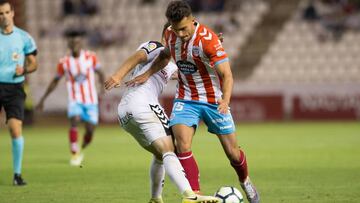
[217,99,230,114]
[104,76,121,90]
[35,101,44,111]
[14,65,25,77]
[125,72,150,87]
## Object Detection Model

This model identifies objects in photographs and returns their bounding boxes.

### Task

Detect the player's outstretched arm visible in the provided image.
[215,61,233,114]
[36,77,61,111]
[125,48,171,87]
[104,50,147,90]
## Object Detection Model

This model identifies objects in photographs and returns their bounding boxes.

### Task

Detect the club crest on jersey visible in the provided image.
[12,52,20,61]
[192,46,200,57]
[176,60,197,75]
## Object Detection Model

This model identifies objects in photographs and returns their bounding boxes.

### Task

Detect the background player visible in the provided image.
[126,1,260,202]
[0,0,38,185]
[37,31,104,166]
[104,24,219,203]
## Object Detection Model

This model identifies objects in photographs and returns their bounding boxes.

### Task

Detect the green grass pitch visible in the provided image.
[0,122,359,202]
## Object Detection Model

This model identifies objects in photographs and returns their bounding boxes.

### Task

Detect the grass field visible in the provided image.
[0,122,359,203]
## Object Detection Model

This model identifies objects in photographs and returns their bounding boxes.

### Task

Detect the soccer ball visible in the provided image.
[214,186,244,203]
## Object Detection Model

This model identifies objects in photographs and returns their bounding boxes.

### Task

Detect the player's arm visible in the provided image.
[215,61,233,114]
[124,48,171,87]
[14,53,38,77]
[104,50,147,90]
[36,76,61,111]
[95,68,105,94]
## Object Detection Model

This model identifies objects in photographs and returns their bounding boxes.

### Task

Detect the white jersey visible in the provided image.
[118,41,177,147]
[120,41,178,105]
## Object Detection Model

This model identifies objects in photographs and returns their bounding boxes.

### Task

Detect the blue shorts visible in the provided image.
[169,99,235,135]
[68,102,99,125]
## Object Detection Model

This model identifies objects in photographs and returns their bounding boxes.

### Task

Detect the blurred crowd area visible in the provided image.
[38,0,244,49]
[302,0,360,42]
[15,0,359,115]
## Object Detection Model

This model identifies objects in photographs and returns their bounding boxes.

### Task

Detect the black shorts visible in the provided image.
[0,82,26,121]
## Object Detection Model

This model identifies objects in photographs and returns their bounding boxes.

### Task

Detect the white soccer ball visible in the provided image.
[214,186,244,203]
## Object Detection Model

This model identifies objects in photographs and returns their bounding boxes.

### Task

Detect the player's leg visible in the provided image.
[203,104,259,203]
[217,133,259,203]
[81,104,99,150]
[150,136,219,203]
[170,100,201,192]
[8,118,26,186]
[4,84,27,186]
[82,122,95,149]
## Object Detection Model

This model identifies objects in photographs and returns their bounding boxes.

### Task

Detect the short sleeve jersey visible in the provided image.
[0,26,37,83]
[164,22,229,104]
[56,50,101,104]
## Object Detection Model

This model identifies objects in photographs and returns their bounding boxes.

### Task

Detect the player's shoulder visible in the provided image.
[13,26,34,39]
[139,40,164,54]
[196,23,218,42]
[58,55,70,65]
[83,50,97,57]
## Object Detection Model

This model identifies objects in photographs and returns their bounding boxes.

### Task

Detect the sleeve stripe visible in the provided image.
[214,58,229,66]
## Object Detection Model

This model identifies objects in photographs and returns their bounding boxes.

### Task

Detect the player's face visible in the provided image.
[68,37,82,53]
[0,3,14,29]
[170,16,195,42]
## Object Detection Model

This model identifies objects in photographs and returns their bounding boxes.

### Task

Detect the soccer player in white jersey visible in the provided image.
[104,24,219,203]
[126,1,260,203]
[37,31,105,166]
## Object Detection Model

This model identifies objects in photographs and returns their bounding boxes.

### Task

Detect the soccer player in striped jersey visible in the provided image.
[37,31,105,166]
[104,24,219,203]
[127,1,260,202]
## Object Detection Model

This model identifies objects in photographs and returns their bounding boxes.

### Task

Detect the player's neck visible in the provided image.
[1,24,13,34]
[72,51,80,58]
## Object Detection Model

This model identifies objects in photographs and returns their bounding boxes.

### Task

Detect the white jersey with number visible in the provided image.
[118,41,177,147]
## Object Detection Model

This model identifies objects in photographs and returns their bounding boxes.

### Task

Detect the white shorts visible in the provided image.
[117,102,170,147]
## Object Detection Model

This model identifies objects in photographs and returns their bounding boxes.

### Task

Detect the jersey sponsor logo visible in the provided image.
[192,46,200,57]
[74,73,87,83]
[176,60,197,75]
[216,50,226,57]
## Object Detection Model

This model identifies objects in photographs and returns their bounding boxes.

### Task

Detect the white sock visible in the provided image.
[150,157,165,198]
[162,152,192,194]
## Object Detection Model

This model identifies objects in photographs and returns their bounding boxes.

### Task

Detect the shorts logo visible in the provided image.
[150,104,170,130]
[176,60,197,75]
[118,112,133,126]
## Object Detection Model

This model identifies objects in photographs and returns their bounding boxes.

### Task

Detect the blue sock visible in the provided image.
[12,136,24,174]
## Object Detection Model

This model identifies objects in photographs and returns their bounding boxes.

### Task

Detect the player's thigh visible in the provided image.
[82,104,99,125]
[201,104,236,135]
[68,102,83,119]
[118,103,170,149]
[1,83,26,122]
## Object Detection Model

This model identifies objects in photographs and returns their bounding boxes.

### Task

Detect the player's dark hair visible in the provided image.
[0,0,13,10]
[162,21,171,38]
[165,0,192,23]
[64,30,86,38]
